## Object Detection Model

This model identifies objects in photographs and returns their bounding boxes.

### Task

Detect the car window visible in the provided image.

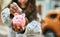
[49,14,57,19]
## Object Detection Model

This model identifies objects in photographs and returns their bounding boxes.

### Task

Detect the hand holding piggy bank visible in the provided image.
[11,13,28,32]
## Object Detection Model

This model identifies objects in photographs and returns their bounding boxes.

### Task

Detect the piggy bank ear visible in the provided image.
[14,13,19,16]
[22,13,25,17]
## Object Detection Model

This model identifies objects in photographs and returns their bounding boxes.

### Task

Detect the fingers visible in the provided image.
[10,3,18,14]
[10,4,17,11]
[13,2,22,13]
[12,2,18,10]
[10,2,21,14]
[12,25,18,32]
[13,2,18,8]
[12,24,22,32]
[10,7,15,13]
[10,4,15,15]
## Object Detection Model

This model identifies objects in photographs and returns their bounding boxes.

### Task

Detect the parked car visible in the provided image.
[42,10,60,37]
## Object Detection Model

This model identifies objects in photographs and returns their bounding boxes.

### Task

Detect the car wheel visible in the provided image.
[45,30,56,37]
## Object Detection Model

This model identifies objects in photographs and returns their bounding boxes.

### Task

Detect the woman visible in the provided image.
[1,0,42,37]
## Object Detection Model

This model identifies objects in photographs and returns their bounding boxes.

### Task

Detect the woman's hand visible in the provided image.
[10,2,22,15]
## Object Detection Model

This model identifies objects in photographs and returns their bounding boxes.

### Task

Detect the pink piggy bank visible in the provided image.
[11,13,28,32]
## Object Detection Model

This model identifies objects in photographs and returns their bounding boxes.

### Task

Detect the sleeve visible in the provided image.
[1,8,11,25]
[25,20,42,34]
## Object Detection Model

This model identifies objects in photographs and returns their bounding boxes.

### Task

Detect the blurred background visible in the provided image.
[0,0,60,37]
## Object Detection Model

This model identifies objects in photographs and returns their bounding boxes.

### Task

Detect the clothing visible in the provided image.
[24,20,42,37]
[1,8,42,37]
[1,8,16,37]
[1,8,26,37]
[1,8,11,27]
[14,20,42,37]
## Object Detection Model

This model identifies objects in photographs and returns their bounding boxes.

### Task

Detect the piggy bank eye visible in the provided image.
[16,17,18,19]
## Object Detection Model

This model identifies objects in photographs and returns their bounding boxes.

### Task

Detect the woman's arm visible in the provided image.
[1,8,11,26]
[25,20,42,34]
